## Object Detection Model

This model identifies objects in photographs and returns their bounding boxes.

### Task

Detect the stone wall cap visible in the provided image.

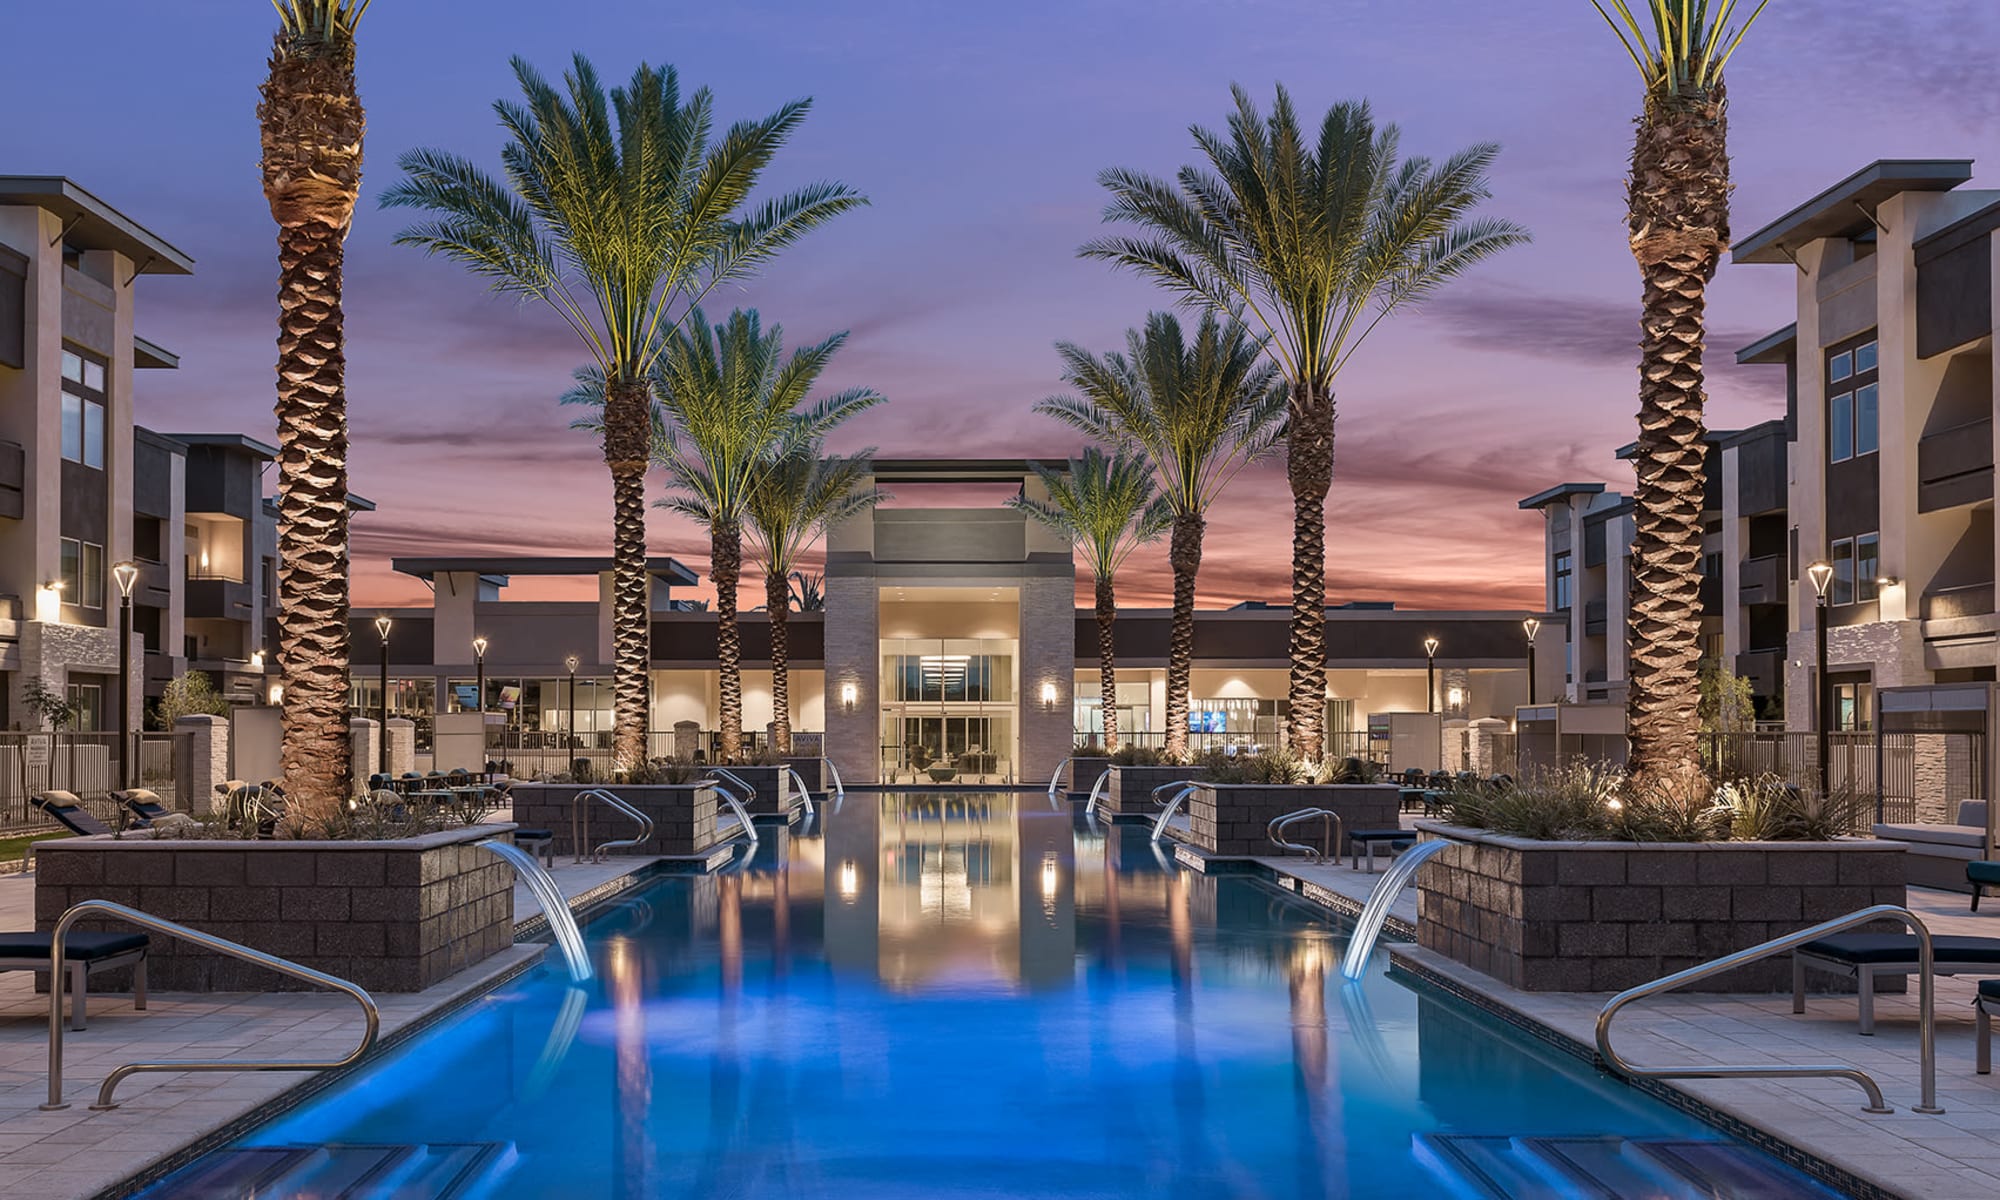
[1412,820,1904,852]
[36,822,517,851]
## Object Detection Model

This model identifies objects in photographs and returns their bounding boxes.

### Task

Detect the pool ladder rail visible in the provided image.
[42,899,380,1112]
[569,788,655,863]
[1267,807,1346,864]
[1595,903,1941,1115]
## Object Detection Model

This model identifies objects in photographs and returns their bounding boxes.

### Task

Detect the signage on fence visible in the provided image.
[23,735,50,769]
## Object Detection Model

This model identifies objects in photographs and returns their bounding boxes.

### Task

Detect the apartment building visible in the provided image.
[0,177,191,733]
[1522,420,1793,720]
[1734,159,1999,730]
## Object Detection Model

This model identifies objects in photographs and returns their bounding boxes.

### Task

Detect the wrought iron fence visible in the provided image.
[1077,729,1373,760]
[1700,730,1985,825]
[485,728,824,780]
[0,731,189,835]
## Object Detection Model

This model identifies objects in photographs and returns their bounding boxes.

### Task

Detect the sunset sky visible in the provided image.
[10,1,1999,611]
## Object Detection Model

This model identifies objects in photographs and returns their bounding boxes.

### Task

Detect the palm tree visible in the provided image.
[382,55,863,770]
[1593,1,1767,780]
[1083,86,1527,760]
[1037,311,1284,761]
[746,447,888,753]
[260,0,371,818]
[653,309,882,761]
[1011,450,1171,753]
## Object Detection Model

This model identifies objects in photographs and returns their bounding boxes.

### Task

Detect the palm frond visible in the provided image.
[1592,0,1770,94]
[1008,447,1168,581]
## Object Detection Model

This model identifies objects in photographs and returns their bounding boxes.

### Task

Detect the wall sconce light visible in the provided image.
[1876,576,1900,588]
[837,860,858,901]
[268,683,284,705]
[248,649,264,671]
[1040,851,1060,901]
[1040,682,1059,710]
[839,682,857,711]
[36,581,63,623]
[1447,686,1464,709]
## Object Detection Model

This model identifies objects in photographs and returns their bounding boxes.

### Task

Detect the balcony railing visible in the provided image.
[1737,554,1784,607]
[1917,416,1994,513]
[1923,582,1996,621]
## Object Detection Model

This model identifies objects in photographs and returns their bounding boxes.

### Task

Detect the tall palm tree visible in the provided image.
[1594,1,1767,780]
[654,309,882,761]
[1011,450,1171,753]
[1083,86,1527,760]
[746,447,887,753]
[382,54,863,770]
[1037,311,1284,761]
[260,0,371,818]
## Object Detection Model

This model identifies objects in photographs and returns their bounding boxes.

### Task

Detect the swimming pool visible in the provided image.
[137,791,1839,1198]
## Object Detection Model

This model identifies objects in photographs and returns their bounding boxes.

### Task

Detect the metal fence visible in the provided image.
[0,731,189,835]
[1078,729,1373,760]
[484,729,824,780]
[1701,730,1985,825]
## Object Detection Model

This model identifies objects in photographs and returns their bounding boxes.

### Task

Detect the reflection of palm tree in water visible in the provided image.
[608,937,652,1200]
[1288,933,1340,1199]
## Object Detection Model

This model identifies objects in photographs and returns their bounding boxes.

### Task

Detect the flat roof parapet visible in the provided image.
[393,555,699,586]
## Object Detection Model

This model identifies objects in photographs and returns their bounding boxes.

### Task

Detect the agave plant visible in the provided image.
[1592,0,1769,781]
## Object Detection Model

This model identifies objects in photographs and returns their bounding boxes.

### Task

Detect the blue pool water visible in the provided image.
[141,792,1837,1198]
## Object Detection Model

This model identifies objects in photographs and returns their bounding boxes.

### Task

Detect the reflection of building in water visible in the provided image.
[822,792,1074,991]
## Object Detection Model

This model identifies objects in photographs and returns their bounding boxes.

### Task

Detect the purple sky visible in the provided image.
[10,1,2000,611]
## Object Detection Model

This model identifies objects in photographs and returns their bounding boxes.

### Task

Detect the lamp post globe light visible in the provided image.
[472,636,488,715]
[1807,560,1835,795]
[374,615,393,776]
[1522,617,1541,705]
[1422,636,1440,714]
[111,562,138,790]
[564,654,580,759]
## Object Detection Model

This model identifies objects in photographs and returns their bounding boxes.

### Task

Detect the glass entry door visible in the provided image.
[880,638,1017,783]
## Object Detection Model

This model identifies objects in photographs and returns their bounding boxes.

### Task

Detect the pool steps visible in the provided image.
[1412,1134,1841,1199]
[144,1141,517,1199]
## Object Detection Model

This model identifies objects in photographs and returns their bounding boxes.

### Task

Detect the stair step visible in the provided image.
[143,1147,324,1198]
[1520,1136,1686,1198]
[1637,1139,1844,1199]
[1413,1134,1581,1200]
[142,1143,516,1200]
[278,1144,421,1199]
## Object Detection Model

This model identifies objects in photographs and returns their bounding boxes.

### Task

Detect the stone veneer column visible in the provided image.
[822,574,879,783]
[173,713,229,814]
[1018,574,1074,788]
[350,718,379,789]
[386,718,416,776]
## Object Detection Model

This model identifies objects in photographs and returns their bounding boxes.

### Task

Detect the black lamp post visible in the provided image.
[111,562,138,790]
[1523,617,1541,705]
[564,654,579,758]
[472,636,488,714]
[1423,636,1440,714]
[374,615,393,775]
[1808,560,1834,795]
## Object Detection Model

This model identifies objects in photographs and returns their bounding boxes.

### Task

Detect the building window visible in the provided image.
[1833,682,1874,732]
[60,537,104,609]
[1826,337,1878,464]
[60,349,106,469]
[1553,551,1572,611]
[1827,533,1881,607]
[66,683,103,733]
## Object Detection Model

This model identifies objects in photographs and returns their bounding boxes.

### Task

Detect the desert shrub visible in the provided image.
[1438,763,1624,840]
[1720,775,1872,841]
[1196,748,1318,785]
[623,757,703,785]
[1072,740,1108,758]
[1611,770,1729,843]
[1111,744,1164,767]
[1325,756,1380,784]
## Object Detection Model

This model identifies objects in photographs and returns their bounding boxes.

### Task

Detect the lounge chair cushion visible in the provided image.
[1981,978,2000,1003]
[0,931,149,961]
[1970,861,2000,887]
[32,793,111,836]
[1800,933,2000,965]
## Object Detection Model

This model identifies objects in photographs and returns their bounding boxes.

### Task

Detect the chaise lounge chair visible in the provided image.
[0,930,149,1029]
[111,788,173,829]
[31,791,112,837]
[1794,932,2000,1033]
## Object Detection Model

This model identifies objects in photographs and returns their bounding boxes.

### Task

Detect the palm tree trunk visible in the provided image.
[1165,511,1205,761]
[713,519,744,761]
[766,570,791,755]
[1285,381,1334,760]
[261,31,363,822]
[603,379,653,770]
[1096,574,1119,754]
[1625,85,1728,782]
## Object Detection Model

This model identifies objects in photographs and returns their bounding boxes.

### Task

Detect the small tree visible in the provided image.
[158,672,232,725]
[21,679,75,731]
[1698,663,1756,734]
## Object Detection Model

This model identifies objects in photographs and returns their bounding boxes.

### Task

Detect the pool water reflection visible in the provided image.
[149,791,1832,1199]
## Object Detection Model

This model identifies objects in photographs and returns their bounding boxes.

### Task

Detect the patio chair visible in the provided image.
[31,791,112,837]
[111,788,173,829]
[1794,933,2000,1034]
[0,930,148,1030]
[1967,861,2000,912]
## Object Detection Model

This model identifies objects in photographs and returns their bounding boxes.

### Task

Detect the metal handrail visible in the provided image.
[1268,807,1345,863]
[701,776,760,848]
[784,767,818,818]
[1151,783,1199,843]
[1595,904,1941,1115]
[571,788,654,863]
[43,899,379,1111]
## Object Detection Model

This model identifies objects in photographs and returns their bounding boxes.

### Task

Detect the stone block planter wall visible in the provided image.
[33,824,515,993]
[720,765,797,818]
[1101,765,1209,821]
[786,756,825,797]
[1068,757,1110,794]
[510,783,722,857]
[1183,784,1400,857]
[1411,821,1908,993]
